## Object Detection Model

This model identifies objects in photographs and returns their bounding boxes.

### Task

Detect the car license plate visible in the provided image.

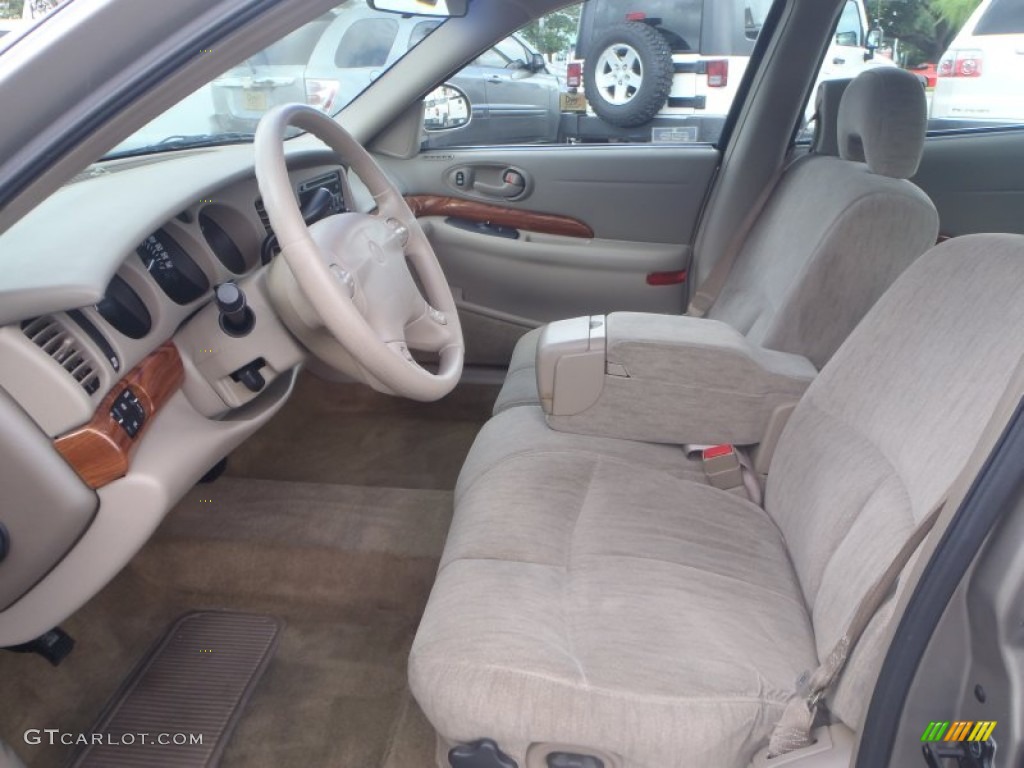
[560,92,587,112]
[243,90,268,112]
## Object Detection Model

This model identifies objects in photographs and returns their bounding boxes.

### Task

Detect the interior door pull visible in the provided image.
[473,169,526,198]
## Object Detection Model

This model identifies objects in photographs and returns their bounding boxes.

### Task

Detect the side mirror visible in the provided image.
[835,30,859,47]
[528,53,547,73]
[423,84,471,132]
[864,28,881,60]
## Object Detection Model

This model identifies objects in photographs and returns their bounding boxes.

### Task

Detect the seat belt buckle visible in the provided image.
[702,444,744,491]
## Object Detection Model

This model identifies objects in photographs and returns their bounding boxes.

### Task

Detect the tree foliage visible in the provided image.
[520,6,581,60]
[871,0,982,65]
[0,0,24,19]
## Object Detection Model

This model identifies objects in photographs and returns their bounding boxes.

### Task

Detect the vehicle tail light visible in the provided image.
[625,11,646,21]
[937,50,982,78]
[954,50,982,77]
[567,62,582,89]
[706,59,728,88]
[305,79,340,111]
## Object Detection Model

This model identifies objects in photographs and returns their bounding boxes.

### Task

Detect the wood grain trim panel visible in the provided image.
[54,342,184,489]
[405,195,594,239]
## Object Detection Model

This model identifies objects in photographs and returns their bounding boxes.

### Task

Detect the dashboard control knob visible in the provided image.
[215,281,254,337]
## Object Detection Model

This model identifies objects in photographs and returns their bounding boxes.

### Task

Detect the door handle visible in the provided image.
[487,75,503,83]
[473,169,526,198]
[833,57,846,65]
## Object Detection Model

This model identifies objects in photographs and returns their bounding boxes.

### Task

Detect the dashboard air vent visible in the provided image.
[21,316,101,395]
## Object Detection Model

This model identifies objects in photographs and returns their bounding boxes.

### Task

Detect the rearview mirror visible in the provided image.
[367,0,468,17]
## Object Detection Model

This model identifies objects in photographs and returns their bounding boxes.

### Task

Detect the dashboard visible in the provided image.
[0,140,361,646]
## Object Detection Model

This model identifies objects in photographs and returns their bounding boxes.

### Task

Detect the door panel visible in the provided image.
[913,129,1024,237]
[378,144,720,367]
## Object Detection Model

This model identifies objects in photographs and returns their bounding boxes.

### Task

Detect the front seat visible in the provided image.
[410,234,1024,767]
[492,67,937,414]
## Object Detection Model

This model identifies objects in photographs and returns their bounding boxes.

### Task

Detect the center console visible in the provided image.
[536,312,816,447]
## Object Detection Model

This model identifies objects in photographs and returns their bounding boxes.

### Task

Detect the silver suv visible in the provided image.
[211,5,562,147]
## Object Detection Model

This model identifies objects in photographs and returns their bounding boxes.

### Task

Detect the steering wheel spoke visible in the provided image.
[255,103,463,401]
[405,299,457,353]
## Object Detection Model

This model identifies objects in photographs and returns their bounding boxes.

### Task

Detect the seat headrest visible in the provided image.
[837,67,927,179]
[811,78,852,156]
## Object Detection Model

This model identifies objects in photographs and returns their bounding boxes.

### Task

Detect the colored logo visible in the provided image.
[921,721,997,743]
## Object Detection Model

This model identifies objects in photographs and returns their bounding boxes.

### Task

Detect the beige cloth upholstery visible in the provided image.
[415,455,817,768]
[492,68,936,414]
[837,68,927,179]
[545,314,816,445]
[455,405,705,505]
[810,78,852,157]
[411,235,1024,767]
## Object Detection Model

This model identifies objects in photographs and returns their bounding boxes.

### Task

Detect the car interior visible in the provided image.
[0,0,1023,767]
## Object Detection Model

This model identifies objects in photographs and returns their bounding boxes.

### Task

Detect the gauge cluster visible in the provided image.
[136,230,210,305]
[41,162,351,397]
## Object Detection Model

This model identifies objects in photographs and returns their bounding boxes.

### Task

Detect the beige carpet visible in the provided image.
[0,376,496,767]
[227,375,499,490]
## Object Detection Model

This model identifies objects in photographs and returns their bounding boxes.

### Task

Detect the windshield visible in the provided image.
[104,2,442,159]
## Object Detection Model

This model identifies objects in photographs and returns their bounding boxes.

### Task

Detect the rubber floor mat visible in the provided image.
[70,611,281,767]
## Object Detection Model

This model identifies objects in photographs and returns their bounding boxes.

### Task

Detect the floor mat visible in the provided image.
[0,478,448,767]
[70,612,281,768]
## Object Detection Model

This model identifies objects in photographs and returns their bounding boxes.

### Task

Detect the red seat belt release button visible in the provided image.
[702,445,744,490]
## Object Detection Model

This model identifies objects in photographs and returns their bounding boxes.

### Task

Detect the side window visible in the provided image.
[473,47,510,69]
[420,0,777,150]
[802,0,1024,144]
[834,0,862,47]
[495,36,532,66]
[409,20,442,50]
[973,0,1024,34]
[334,18,399,69]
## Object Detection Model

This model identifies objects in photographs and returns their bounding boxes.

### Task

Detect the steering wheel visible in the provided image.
[254,104,463,401]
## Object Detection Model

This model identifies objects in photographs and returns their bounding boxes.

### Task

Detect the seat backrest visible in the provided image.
[707,67,939,369]
[809,77,851,157]
[764,233,1024,727]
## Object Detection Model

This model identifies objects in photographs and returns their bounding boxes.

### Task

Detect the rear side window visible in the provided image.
[974,0,1024,35]
[334,18,399,68]
[409,20,442,49]
[257,17,333,65]
[834,0,863,46]
[578,0,703,54]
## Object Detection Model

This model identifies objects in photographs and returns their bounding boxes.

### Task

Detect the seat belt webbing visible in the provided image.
[687,153,802,319]
[767,353,1024,758]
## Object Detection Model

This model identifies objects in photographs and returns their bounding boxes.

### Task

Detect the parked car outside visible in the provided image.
[211,5,562,147]
[930,0,1024,125]
[911,61,938,88]
[560,0,893,143]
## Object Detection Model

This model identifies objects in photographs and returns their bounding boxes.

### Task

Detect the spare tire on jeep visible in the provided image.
[583,21,674,128]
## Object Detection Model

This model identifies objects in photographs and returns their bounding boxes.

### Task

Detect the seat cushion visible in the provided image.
[412,453,817,768]
[456,405,706,505]
[492,327,542,414]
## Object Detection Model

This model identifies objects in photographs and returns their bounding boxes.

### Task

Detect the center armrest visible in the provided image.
[537,312,816,445]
